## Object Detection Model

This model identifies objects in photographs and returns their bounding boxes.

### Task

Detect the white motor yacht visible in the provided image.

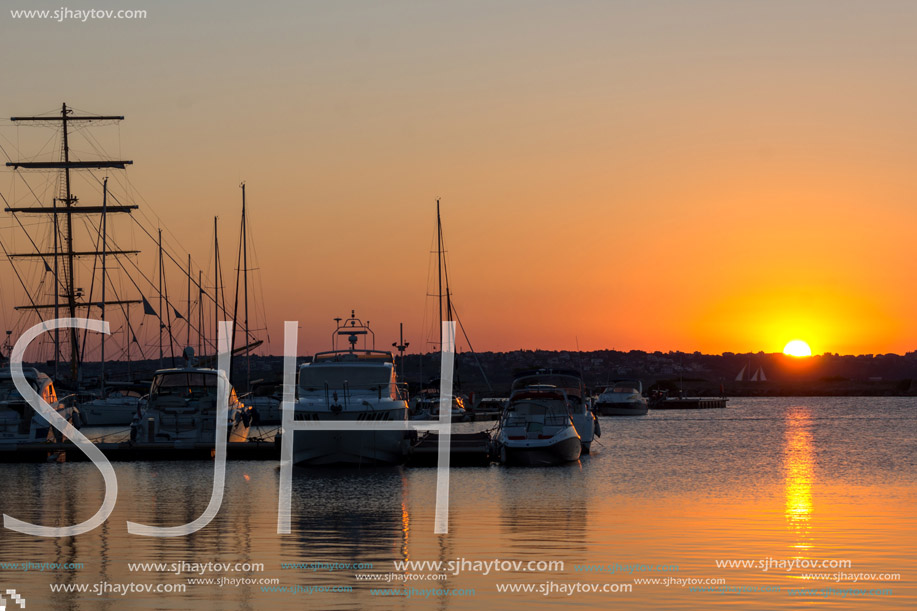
[594,380,649,416]
[509,369,600,453]
[495,386,582,466]
[0,367,79,447]
[79,384,148,426]
[292,313,411,466]
[130,354,251,444]
[410,388,469,421]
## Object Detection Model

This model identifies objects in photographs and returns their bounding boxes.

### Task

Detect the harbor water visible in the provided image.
[0,397,913,609]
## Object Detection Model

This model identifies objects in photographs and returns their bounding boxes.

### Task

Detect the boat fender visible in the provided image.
[71,408,83,430]
[593,413,601,437]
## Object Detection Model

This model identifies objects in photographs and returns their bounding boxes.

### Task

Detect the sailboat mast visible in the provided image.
[242,183,250,389]
[213,216,219,358]
[61,103,81,381]
[52,197,60,378]
[186,254,191,349]
[100,177,107,396]
[126,306,131,379]
[158,228,163,368]
[198,269,203,356]
[436,199,443,328]
[6,104,135,380]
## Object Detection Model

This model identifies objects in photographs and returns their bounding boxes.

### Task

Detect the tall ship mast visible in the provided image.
[4,103,139,383]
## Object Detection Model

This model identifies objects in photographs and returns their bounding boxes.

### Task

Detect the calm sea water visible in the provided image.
[0,397,914,609]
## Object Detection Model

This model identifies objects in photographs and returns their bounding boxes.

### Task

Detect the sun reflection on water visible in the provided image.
[784,407,815,553]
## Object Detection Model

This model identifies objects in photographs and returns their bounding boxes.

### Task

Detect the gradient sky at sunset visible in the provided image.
[2,1,917,357]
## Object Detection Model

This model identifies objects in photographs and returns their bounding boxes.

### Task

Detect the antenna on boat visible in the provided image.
[332,311,373,351]
[393,322,409,377]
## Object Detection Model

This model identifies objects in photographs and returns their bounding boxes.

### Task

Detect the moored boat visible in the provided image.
[291,312,411,466]
[495,386,582,466]
[0,367,80,447]
[510,369,599,453]
[130,353,251,444]
[78,383,148,426]
[594,380,648,416]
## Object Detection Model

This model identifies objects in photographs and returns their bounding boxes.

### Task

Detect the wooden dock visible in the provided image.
[407,431,493,466]
[0,440,280,462]
[652,397,728,409]
[1,433,498,466]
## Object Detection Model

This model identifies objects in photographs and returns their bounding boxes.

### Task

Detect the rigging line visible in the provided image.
[231,210,243,357]
[5,159,59,209]
[75,176,238,353]
[450,303,493,392]
[79,213,202,358]
[78,213,104,362]
[79,171,211,293]
[115,167,195,267]
[0,128,60,164]
[162,248,177,366]
[127,209,230,322]
[0,234,47,327]
[0,192,67,296]
[243,210,270,349]
[84,217,186,359]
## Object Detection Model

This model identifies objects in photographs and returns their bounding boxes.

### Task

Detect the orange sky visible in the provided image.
[2,1,917,357]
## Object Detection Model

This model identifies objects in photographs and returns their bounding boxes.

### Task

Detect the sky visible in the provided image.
[2,0,917,358]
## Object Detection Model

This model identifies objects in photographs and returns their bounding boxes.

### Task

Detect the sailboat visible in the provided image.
[735,362,766,382]
[410,199,489,420]
[2,105,261,431]
[3,104,139,387]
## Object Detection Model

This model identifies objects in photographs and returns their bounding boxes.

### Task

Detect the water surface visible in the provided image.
[0,397,913,609]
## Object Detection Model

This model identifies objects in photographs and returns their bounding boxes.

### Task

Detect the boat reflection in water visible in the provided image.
[282,467,410,562]
[497,465,591,562]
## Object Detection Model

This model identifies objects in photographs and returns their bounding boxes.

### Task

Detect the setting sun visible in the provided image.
[783,340,813,357]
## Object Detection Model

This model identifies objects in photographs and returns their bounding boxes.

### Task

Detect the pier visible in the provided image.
[407,431,493,466]
[0,440,280,462]
[653,397,728,409]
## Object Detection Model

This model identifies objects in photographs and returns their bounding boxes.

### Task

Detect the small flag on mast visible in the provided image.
[141,296,157,316]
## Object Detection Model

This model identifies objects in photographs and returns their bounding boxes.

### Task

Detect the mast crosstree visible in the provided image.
[4,103,139,381]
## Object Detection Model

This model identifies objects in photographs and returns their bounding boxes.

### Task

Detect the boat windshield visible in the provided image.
[300,363,393,392]
[0,378,38,401]
[513,375,584,399]
[504,402,570,427]
[611,385,640,394]
[151,372,218,397]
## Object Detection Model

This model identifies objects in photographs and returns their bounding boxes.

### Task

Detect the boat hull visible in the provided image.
[80,401,140,426]
[595,401,648,416]
[499,435,581,466]
[292,427,409,466]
